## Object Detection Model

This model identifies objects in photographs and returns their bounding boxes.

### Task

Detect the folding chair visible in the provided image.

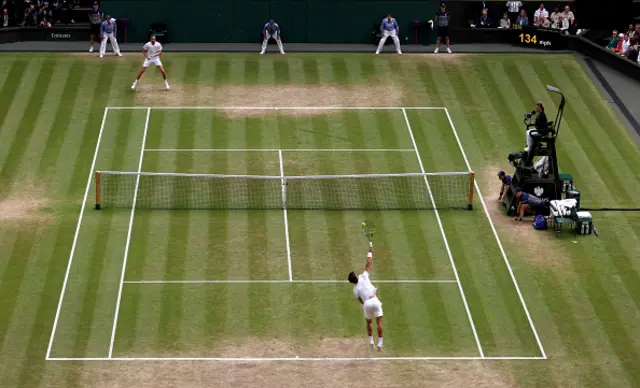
[552,206,577,238]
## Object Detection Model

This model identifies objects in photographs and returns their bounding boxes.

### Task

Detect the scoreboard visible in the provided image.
[512,25,567,50]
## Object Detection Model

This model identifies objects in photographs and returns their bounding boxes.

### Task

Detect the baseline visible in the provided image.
[106,106,447,111]
[122,279,458,284]
[443,108,547,359]
[144,148,416,152]
[47,356,545,361]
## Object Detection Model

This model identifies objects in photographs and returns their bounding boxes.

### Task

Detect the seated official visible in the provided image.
[525,103,549,153]
[513,188,546,221]
[497,171,512,203]
[476,9,492,28]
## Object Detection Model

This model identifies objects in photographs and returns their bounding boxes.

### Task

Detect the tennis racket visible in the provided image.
[361,220,375,248]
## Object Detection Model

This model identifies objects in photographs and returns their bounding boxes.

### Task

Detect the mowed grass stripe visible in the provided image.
[469,59,526,154]
[307,114,355,332]
[13,60,71,187]
[0,59,26,140]
[35,61,85,178]
[25,82,138,376]
[454,64,547,354]
[68,108,143,357]
[157,61,199,349]
[273,56,291,84]
[433,69,530,355]
[0,226,46,356]
[52,61,138,199]
[0,60,62,365]
[548,64,640,205]
[561,61,640,167]
[204,112,230,343]
[118,110,166,356]
[375,111,449,280]
[537,270,615,387]
[66,62,118,198]
[0,59,56,198]
[302,56,320,84]
[246,120,276,336]
[156,107,190,350]
[568,242,640,385]
[4,223,66,388]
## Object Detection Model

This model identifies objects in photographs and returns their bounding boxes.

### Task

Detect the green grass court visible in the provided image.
[1,53,640,387]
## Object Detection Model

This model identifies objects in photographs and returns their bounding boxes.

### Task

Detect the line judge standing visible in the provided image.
[434,2,452,53]
[260,18,285,55]
[375,13,402,55]
[99,15,121,57]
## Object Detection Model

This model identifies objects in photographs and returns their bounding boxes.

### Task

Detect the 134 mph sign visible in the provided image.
[512,25,567,50]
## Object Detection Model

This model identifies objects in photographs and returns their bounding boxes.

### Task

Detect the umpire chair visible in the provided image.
[503,85,566,216]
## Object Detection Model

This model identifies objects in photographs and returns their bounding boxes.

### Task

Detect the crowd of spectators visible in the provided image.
[1,0,93,28]
[606,24,640,63]
[473,2,578,35]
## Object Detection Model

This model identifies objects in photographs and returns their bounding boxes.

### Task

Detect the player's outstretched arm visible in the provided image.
[365,247,373,273]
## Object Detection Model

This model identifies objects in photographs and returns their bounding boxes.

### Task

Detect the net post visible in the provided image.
[95,171,101,210]
[467,171,475,210]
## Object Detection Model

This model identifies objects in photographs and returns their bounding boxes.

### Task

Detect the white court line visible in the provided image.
[47,356,546,361]
[45,107,110,360]
[144,148,416,152]
[443,108,547,359]
[107,108,151,359]
[107,106,447,110]
[279,150,293,282]
[402,108,485,358]
[122,279,458,284]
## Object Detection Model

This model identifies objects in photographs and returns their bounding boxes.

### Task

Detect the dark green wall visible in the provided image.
[105,0,438,43]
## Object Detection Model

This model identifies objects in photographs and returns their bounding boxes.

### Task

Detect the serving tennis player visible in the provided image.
[348,247,384,351]
[131,34,169,90]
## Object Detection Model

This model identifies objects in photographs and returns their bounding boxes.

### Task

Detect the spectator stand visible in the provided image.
[0,1,133,43]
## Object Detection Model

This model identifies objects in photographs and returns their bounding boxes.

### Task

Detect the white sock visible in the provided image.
[378,337,383,347]
[132,79,138,85]
[368,336,374,344]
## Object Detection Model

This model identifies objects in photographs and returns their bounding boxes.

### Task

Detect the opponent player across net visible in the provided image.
[131,34,169,90]
[348,220,384,351]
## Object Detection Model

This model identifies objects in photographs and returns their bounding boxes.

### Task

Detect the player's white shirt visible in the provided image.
[353,271,377,301]
[143,41,163,57]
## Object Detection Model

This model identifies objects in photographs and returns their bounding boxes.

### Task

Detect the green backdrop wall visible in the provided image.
[105,0,439,44]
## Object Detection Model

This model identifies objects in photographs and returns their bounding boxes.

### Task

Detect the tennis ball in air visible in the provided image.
[361,222,366,227]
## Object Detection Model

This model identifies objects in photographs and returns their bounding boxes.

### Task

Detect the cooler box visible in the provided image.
[566,189,581,209]
[576,211,592,235]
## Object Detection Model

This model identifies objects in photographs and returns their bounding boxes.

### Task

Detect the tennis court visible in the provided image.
[45,106,544,360]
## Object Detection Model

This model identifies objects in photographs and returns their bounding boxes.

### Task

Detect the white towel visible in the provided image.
[550,199,577,217]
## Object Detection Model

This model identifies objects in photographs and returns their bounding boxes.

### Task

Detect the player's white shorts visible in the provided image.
[363,297,383,320]
[264,31,279,40]
[143,57,163,68]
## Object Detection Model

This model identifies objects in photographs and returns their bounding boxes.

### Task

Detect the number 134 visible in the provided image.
[519,33,537,44]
